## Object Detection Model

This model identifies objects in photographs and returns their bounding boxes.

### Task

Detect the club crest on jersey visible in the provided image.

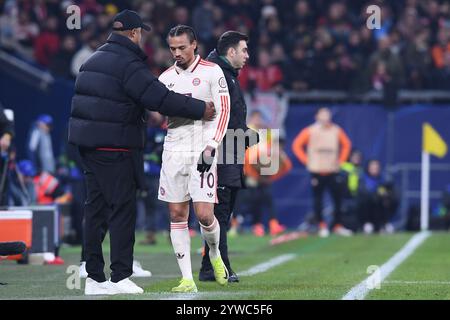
[192,78,201,86]
[218,77,227,88]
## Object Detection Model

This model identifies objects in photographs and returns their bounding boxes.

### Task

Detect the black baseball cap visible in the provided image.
[112,10,151,31]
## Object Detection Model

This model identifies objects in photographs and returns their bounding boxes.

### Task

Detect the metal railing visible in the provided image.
[0,50,54,91]
[387,163,450,229]
[286,90,450,104]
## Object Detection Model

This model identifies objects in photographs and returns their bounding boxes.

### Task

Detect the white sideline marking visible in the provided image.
[342,231,431,300]
[384,280,450,285]
[158,291,252,300]
[238,254,297,277]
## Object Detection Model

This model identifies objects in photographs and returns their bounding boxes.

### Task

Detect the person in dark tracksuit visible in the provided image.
[139,112,167,245]
[0,104,14,205]
[68,10,216,295]
[199,31,258,283]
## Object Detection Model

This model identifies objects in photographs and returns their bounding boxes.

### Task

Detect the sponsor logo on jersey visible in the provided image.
[207,192,214,198]
[160,187,166,196]
[168,83,175,88]
[218,77,227,88]
[176,252,185,259]
[192,78,201,86]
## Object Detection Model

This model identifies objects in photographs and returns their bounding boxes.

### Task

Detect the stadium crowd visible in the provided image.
[1,0,450,91]
[1,0,450,241]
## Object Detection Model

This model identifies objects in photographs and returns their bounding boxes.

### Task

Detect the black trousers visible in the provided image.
[247,184,275,225]
[79,148,137,283]
[200,186,239,273]
[311,173,343,226]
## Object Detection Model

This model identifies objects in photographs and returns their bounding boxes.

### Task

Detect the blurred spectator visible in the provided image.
[433,51,450,89]
[34,15,60,67]
[2,0,450,91]
[71,37,99,77]
[368,35,405,90]
[431,27,450,69]
[27,114,55,174]
[17,159,71,205]
[359,159,398,234]
[138,112,168,245]
[242,111,289,237]
[49,35,77,79]
[292,107,353,237]
[403,28,432,89]
[283,43,312,91]
[239,49,283,93]
[10,11,40,60]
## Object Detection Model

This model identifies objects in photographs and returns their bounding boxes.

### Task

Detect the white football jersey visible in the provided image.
[158,55,230,153]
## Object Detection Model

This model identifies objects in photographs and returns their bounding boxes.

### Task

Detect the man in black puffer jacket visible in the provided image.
[68,10,216,295]
[199,31,259,283]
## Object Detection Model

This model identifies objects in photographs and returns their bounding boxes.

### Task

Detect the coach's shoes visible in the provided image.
[211,256,229,286]
[108,278,144,294]
[79,261,88,278]
[132,260,152,278]
[85,278,111,295]
[172,278,198,293]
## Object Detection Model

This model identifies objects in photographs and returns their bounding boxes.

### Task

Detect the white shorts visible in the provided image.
[158,150,218,203]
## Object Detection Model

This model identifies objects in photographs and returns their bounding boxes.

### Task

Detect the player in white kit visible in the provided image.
[158,25,230,292]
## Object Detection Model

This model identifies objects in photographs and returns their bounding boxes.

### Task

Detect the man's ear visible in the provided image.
[229,47,236,58]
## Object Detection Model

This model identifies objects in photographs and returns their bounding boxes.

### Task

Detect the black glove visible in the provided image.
[245,129,260,149]
[197,146,216,173]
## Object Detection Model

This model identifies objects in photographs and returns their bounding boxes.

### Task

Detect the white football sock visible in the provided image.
[200,217,221,260]
[170,221,192,280]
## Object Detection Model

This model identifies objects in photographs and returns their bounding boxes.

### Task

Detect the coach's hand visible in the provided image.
[202,101,216,121]
[197,145,216,173]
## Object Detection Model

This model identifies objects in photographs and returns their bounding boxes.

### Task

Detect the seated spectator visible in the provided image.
[359,159,398,234]
[17,159,71,205]
[341,149,363,199]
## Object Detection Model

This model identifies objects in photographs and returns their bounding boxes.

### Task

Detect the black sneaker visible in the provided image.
[228,271,239,283]
[199,269,215,282]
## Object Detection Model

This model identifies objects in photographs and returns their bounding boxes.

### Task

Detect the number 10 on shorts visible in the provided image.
[200,172,215,189]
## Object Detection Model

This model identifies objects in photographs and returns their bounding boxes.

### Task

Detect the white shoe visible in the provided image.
[108,278,144,294]
[85,278,111,295]
[381,223,395,234]
[318,227,330,238]
[132,260,152,278]
[363,223,374,235]
[333,225,353,236]
[79,261,88,279]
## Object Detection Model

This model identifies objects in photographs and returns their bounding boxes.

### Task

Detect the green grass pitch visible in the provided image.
[1,231,449,300]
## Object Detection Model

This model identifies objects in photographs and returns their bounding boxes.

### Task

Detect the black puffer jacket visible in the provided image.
[69,33,205,149]
[207,49,254,188]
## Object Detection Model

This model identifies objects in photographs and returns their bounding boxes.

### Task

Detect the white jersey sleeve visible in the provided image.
[207,65,230,149]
